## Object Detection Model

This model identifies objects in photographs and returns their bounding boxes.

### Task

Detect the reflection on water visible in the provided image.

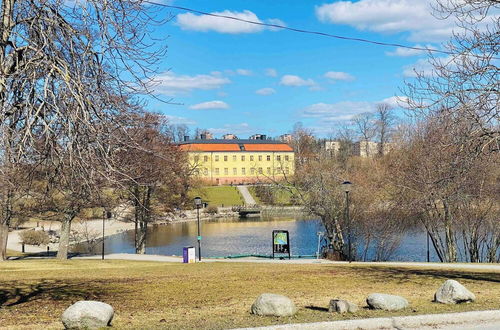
[102,217,322,257]
[89,217,441,261]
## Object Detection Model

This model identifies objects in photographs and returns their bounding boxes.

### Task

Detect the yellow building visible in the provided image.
[179,139,295,185]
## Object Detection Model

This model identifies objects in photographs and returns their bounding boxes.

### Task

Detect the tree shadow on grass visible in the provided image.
[0,279,104,307]
[351,266,500,284]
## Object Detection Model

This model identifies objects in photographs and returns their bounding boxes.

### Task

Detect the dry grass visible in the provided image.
[0,260,499,329]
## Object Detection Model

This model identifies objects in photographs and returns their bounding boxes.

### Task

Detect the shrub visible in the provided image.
[19,230,50,246]
[204,205,218,215]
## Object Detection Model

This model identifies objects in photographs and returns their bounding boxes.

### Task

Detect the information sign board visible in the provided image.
[272,230,291,259]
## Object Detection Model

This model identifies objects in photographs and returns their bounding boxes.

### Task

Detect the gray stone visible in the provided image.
[366,293,409,311]
[251,293,297,317]
[61,300,114,329]
[328,299,359,313]
[434,279,475,304]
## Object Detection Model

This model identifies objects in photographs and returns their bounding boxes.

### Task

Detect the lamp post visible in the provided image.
[102,210,106,260]
[342,181,352,263]
[194,197,203,262]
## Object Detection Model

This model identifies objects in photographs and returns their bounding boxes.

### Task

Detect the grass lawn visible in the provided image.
[189,186,244,207]
[0,260,499,329]
[248,186,298,206]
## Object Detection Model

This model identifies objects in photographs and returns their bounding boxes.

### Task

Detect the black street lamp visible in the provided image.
[342,181,352,262]
[194,197,203,262]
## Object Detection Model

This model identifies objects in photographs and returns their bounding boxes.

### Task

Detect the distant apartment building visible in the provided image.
[249,134,268,140]
[197,131,214,140]
[222,134,238,140]
[279,134,293,144]
[352,140,379,157]
[179,139,295,185]
[325,141,341,155]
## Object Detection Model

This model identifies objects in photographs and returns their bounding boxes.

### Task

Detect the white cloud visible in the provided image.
[386,44,436,57]
[176,10,285,34]
[402,55,454,77]
[280,75,316,87]
[380,96,410,108]
[256,88,276,96]
[324,71,355,81]
[164,115,197,126]
[265,68,278,77]
[189,100,229,110]
[315,0,457,42]
[151,72,230,95]
[236,69,253,76]
[301,97,408,122]
[302,101,373,121]
[208,123,254,135]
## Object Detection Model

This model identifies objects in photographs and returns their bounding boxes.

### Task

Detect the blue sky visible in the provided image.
[144,0,461,138]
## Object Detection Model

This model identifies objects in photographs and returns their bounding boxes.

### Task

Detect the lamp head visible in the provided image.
[342,181,352,193]
[194,196,203,207]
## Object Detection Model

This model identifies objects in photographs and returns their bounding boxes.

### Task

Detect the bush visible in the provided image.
[19,230,50,246]
[204,205,218,215]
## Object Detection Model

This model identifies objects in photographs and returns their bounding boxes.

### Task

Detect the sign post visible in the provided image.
[272,230,291,259]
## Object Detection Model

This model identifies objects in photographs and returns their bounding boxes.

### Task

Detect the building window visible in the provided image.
[267,167,271,174]
[224,168,228,175]
[285,155,289,161]
[241,155,245,161]
[203,168,208,176]
[242,168,246,175]
[233,155,237,161]
[215,168,219,175]
[250,155,254,161]
[277,155,281,161]
[194,156,199,162]
[233,168,237,175]
[285,167,289,174]
[251,168,255,175]
[266,155,271,161]
[204,155,209,162]
[224,155,228,161]
[215,155,219,162]
[258,155,262,161]
[276,167,282,173]
[258,167,263,174]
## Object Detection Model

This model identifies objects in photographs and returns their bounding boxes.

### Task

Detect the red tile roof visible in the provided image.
[243,144,293,152]
[179,142,293,152]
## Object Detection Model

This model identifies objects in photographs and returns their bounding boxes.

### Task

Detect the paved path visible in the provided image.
[234,310,500,330]
[73,253,500,271]
[237,185,256,205]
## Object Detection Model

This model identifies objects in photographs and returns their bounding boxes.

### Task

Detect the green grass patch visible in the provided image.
[189,186,244,207]
[0,260,498,329]
[249,186,300,206]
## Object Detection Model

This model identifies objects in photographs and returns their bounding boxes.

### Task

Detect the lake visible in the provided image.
[93,217,441,261]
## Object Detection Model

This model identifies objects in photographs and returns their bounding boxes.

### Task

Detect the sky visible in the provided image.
[142,0,466,138]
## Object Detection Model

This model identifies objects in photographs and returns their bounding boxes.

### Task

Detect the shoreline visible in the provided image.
[7,206,308,253]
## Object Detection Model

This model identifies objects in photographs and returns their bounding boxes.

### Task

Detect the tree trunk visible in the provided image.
[57,218,72,260]
[136,221,147,254]
[0,222,8,261]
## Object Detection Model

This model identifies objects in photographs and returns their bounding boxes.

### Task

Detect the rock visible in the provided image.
[328,299,358,313]
[367,293,409,311]
[434,280,475,304]
[250,293,297,317]
[61,300,114,329]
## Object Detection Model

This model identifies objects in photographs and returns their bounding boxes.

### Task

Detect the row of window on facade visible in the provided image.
[194,154,291,162]
[196,167,290,176]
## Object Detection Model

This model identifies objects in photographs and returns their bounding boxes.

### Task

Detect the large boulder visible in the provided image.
[61,300,114,329]
[250,293,297,317]
[434,280,475,304]
[367,293,409,311]
[328,299,358,313]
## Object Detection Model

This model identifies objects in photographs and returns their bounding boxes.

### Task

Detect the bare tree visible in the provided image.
[0,1,169,259]
[374,103,396,156]
[405,0,499,154]
[117,113,190,254]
